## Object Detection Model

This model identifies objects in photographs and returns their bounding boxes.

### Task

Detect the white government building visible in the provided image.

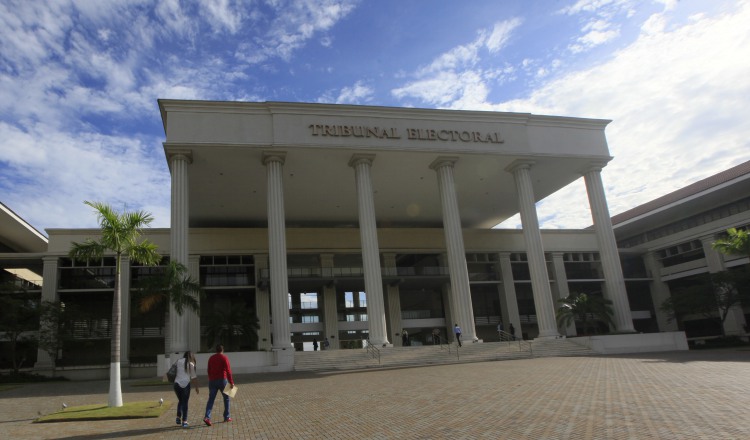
[1,101,748,378]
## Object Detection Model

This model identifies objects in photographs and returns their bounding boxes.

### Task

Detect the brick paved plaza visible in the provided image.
[2,349,749,439]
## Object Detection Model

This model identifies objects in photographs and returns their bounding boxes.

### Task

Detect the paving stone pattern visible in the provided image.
[2,349,749,439]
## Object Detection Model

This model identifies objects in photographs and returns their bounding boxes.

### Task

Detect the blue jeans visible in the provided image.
[204,379,230,420]
[173,382,191,421]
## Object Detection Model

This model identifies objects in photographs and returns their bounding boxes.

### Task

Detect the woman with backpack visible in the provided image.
[173,351,200,428]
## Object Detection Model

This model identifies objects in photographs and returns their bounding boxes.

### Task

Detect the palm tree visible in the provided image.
[712,228,750,258]
[69,201,161,407]
[204,305,260,351]
[133,261,202,353]
[556,293,615,336]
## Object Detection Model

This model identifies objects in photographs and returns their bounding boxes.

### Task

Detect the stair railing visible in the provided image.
[498,330,533,357]
[364,339,381,365]
[438,339,460,360]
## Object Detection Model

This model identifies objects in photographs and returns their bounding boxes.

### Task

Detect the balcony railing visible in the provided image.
[260,266,449,279]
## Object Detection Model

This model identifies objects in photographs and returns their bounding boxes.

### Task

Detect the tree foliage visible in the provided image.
[0,282,40,373]
[660,270,750,336]
[132,261,202,353]
[203,305,260,352]
[712,228,750,258]
[37,300,85,373]
[68,201,161,407]
[556,293,615,336]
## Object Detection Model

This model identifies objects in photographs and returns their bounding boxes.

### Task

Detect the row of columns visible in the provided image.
[167,151,637,352]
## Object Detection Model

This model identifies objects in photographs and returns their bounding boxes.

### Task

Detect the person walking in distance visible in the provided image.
[203,345,234,426]
[454,323,462,347]
[173,351,200,428]
[509,323,516,341]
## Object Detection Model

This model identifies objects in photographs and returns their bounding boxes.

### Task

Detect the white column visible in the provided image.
[35,256,59,370]
[321,254,339,350]
[169,150,192,353]
[583,163,636,333]
[551,252,576,336]
[498,253,522,338]
[255,254,272,351]
[263,152,292,350]
[430,157,478,342]
[506,160,558,338]
[700,235,746,336]
[349,154,389,346]
[701,235,726,272]
[642,252,679,332]
[187,255,201,353]
[120,257,131,368]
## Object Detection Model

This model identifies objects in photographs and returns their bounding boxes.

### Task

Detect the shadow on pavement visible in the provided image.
[48,425,191,439]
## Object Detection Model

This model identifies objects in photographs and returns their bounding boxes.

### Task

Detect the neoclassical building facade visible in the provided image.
[10,102,748,376]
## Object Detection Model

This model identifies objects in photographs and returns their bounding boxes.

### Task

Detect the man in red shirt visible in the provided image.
[203,345,234,426]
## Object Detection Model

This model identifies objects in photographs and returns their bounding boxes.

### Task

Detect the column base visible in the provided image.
[367,339,391,348]
[534,335,565,341]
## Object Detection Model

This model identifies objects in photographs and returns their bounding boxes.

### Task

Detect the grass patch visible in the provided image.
[35,400,172,423]
[0,384,22,392]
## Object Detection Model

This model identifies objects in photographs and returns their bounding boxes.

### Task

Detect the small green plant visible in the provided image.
[556,293,615,335]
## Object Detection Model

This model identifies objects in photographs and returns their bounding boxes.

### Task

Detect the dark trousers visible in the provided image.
[173,382,191,421]
[456,333,462,347]
[205,378,230,421]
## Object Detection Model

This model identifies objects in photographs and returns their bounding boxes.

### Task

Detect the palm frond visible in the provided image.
[128,240,161,266]
[69,239,108,261]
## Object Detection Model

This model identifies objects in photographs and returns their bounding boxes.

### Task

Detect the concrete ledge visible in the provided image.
[570,331,689,354]
[157,350,294,377]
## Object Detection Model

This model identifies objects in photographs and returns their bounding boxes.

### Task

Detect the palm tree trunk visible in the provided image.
[109,255,124,407]
[163,309,171,354]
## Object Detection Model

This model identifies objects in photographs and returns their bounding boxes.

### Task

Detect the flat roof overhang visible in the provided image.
[159,100,613,230]
[0,202,48,252]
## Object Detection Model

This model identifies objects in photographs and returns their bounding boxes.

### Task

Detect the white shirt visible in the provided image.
[174,358,197,388]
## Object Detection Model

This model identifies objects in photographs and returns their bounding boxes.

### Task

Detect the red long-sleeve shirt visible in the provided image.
[207,353,234,384]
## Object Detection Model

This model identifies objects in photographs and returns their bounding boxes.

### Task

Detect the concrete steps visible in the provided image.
[294,338,594,372]
[530,338,597,358]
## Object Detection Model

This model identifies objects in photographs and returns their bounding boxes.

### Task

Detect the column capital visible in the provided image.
[429,156,459,170]
[348,154,375,168]
[166,149,193,164]
[580,159,612,174]
[504,159,535,174]
[262,151,287,165]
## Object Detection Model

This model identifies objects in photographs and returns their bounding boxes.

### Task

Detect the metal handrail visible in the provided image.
[364,339,381,365]
[438,340,460,360]
[498,330,533,356]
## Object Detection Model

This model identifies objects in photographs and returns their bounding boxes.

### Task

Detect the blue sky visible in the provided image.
[1,0,749,234]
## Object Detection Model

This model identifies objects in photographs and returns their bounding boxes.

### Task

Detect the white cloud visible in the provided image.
[561,0,635,15]
[335,81,374,104]
[485,18,523,53]
[202,0,244,34]
[261,0,358,61]
[155,0,195,38]
[0,122,170,230]
[569,18,620,53]
[391,18,521,108]
[497,1,750,228]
